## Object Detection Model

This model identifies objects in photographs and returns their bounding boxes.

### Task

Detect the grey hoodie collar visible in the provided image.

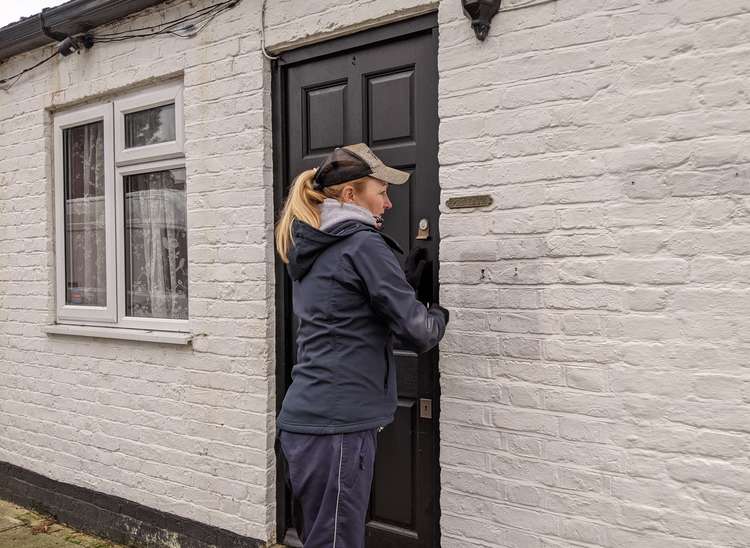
[319,198,376,232]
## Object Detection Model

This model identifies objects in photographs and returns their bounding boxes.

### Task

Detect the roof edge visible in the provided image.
[0,0,167,62]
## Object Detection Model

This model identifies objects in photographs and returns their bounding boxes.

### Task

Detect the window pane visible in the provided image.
[63,121,106,307]
[124,103,176,148]
[124,168,188,320]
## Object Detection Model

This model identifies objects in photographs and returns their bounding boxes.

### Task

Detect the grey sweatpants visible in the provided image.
[279,428,378,548]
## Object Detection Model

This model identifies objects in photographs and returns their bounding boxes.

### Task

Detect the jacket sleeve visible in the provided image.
[349,232,446,353]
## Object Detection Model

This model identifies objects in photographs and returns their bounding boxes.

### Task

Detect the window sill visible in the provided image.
[42,324,192,345]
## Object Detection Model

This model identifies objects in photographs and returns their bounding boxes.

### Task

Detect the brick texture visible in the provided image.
[437,0,750,547]
[2,0,750,546]
[0,0,275,542]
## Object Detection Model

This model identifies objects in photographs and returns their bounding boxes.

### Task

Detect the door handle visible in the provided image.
[416,218,430,240]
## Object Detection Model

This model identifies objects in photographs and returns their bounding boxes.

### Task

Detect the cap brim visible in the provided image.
[371,164,410,185]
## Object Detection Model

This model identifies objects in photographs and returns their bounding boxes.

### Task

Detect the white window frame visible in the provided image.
[53,81,188,333]
[114,81,184,166]
[116,158,189,332]
[53,104,117,323]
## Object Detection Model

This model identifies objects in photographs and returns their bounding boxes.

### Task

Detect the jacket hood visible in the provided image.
[287,218,403,281]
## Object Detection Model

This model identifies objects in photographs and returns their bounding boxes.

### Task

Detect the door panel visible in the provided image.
[277,17,439,548]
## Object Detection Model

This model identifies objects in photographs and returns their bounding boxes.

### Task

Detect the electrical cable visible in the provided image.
[1,1,240,89]
[260,0,279,60]
[0,51,58,91]
[499,0,558,12]
[1,0,263,90]
[92,0,240,42]
[169,2,236,38]
[93,2,231,37]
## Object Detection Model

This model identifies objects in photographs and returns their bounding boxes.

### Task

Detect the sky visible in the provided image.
[0,0,70,29]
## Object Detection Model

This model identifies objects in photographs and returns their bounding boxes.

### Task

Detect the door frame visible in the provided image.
[271,11,441,546]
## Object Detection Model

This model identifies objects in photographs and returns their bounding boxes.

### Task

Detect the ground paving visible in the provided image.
[0,499,126,548]
[0,498,287,548]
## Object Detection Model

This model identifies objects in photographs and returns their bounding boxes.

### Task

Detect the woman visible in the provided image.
[274,143,449,548]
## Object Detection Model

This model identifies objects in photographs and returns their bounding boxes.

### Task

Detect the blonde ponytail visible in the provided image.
[275,169,370,263]
[275,168,325,263]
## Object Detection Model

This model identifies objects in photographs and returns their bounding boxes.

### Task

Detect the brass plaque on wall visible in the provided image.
[446,195,493,209]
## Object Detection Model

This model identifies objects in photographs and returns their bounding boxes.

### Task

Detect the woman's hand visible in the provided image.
[429,303,450,326]
[403,246,427,291]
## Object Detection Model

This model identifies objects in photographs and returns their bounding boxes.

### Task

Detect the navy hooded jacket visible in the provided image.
[276,217,447,434]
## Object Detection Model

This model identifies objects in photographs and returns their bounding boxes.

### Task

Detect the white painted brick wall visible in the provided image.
[0,0,442,544]
[0,0,276,541]
[438,0,750,546]
[3,0,750,546]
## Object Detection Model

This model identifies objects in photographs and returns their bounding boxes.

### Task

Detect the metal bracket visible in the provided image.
[419,398,433,419]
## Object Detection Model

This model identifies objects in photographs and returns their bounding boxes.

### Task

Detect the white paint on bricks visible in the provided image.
[1,0,750,546]
[436,0,750,547]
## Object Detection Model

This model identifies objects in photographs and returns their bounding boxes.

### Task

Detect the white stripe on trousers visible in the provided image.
[333,434,343,548]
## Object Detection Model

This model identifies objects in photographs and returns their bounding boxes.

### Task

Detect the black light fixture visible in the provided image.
[461,0,502,41]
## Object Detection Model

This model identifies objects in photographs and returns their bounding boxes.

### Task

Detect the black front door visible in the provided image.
[273,13,441,548]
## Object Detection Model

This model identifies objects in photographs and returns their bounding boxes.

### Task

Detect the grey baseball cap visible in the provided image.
[312,143,410,190]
